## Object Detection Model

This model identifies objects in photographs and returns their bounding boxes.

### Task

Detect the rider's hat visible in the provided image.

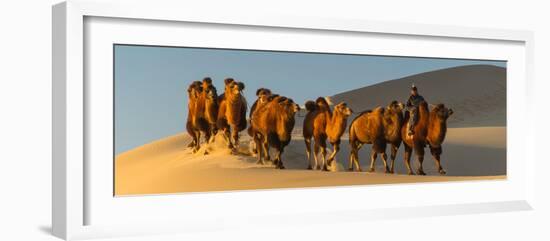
[411,83,418,91]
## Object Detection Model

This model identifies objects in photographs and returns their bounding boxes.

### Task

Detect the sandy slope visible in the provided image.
[331,65,506,127]
[115,126,505,195]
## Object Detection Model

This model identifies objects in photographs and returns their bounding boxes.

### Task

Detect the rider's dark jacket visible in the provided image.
[406,94,425,109]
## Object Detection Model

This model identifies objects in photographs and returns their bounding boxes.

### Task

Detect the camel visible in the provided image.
[382,101,405,173]
[186,81,203,152]
[303,97,353,171]
[251,95,300,169]
[200,77,219,144]
[216,78,247,153]
[401,101,453,175]
[348,107,385,172]
[249,88,272,118]
[348,101,405,172]
[247,88,273,159]
[185,77,221,153]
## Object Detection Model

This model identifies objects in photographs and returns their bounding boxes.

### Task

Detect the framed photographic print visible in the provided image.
[52,0,535,240]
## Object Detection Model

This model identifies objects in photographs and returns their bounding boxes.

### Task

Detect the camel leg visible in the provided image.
[313,142,320,170]
[320,143,328,171]
[203,130,211,146]
[222,128,233,149]
[415,144,426,175]
[255,135,264,165]
[276,147,285,169]
[326,142,340,170]
[202,130,211,155]
[381,152,390,173]
[262,139,271,163]
[305,138,312,170]
[264,146,271,162]
[348,140,357,171]
[230,125,239,154]
[350,142,363,172]
[203,132,211,155]
[193,131,201,153]
[368,150,378,173]
[187,129,197,148]
[209,124,217,143]
[186,121,196,148]
[389,144,399,174]
[348,150,355,171]
[404,145,414,175]
[187,140,195,148]
[356,144,363,171]
[354,154,362,172]
[430,146,446,175]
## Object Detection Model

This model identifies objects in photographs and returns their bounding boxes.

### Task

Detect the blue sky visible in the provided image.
[114,45,506,154]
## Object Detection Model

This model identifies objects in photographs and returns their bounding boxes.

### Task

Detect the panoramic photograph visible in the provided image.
[114,44,506,196]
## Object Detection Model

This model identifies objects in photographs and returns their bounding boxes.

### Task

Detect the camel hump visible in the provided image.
[419,100,429,109]
[351,109,370,124]
[305,100,316,112]
[202,77,212,84]
[433,103,445,110]
[368,107,384,116]
[315,97,330,109]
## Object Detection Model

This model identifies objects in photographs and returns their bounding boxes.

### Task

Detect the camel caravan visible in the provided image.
[186,77,454,175]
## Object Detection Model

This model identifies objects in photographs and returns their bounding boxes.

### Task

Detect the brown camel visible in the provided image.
[348,107,385,172]
[251,95,300,169]
[348,101,405,172]
[216,78,247,153]
[401,101,453,175]
[382,101,405,173]
[303,97,353,171]
[186,81,203,152]
[247,88,273,159]
[200,77,219,144]
[187,77,218,154]
[249,88,272,118]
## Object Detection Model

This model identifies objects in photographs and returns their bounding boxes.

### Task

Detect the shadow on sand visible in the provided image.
[257,139,505,177]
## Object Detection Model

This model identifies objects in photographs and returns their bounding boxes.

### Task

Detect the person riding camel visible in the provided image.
[406,83,425,136]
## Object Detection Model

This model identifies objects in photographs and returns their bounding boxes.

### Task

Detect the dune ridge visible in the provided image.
[331,64,506,127]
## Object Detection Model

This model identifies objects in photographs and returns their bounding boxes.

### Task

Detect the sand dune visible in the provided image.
[331,65,506,127]
[116,126,505,195]
[115,64,506,195]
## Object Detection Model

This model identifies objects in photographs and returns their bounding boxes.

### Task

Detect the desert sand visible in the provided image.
[115,127,505,195]
[115,65,506,195]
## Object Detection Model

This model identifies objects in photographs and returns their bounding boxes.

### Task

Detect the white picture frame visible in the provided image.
[52,1,535,240]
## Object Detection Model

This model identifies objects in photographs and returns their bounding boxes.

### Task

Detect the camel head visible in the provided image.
[386,100,405,114]
[204,83,217,100]
[334,102,353,117]
[287,98,301,114]
[187,81,202,99]
[199,77,216,99]
[256,88,272,104]
[277,97,300,115]
[315,97,331,110]
[432,103,454,120]
[202,77,212,86]
[224,78,245,96]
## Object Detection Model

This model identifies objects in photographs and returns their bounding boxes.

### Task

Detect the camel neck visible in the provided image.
[429,116,448,144]
[432,117,447,128]
[418,106,429,122]
[385,112,403,137]
[226,93,241,103]
[328,111,348,138]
